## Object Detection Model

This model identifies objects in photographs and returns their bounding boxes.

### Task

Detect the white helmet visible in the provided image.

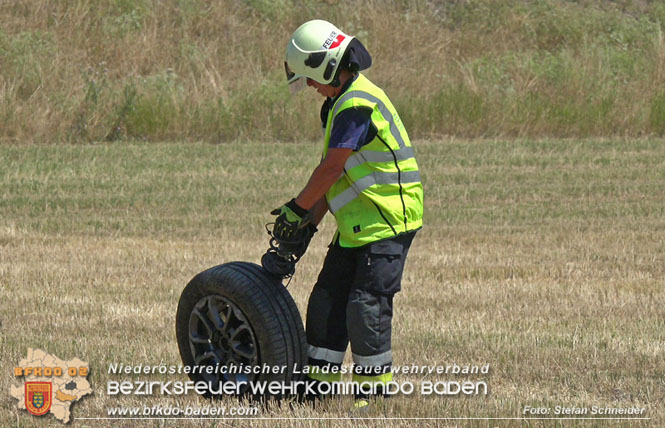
[285,20,354,93]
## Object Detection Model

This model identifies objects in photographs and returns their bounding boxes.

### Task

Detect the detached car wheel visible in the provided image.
[175,262,307,397]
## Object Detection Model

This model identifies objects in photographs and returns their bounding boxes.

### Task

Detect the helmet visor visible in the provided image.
[284,61,306,94]
[284,61,296,82]
[288,77,306,94]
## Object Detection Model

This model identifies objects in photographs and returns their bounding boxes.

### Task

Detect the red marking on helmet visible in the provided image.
[329,34,345,49]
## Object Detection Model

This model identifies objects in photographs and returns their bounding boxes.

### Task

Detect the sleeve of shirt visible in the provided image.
[328,107,373,151]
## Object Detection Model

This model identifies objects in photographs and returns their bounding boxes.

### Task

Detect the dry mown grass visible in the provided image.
[1,139,663,427]
[2,0,665,143]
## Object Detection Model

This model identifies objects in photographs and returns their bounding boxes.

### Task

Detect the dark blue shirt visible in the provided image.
[329,107,374,151]
[321,75,376,151]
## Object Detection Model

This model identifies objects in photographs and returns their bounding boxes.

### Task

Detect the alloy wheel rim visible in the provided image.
[188,295,259,387]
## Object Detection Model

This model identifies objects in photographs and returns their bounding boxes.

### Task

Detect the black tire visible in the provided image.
[175,261,307,398]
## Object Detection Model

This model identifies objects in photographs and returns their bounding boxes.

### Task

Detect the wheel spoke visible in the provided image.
[194,351,218,365]
[227,353,240,366]
[232,342,256,360]
[190,307,214,338]
[219,304,232,334]
[229,305,247,326]
[207,298,225,331]
[190,335,209,344]
[229,324,252,341]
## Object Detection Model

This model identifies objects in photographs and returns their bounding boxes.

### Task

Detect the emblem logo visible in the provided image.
[12,348,92,423]
[25,382,52,416]
[323,31,346,50]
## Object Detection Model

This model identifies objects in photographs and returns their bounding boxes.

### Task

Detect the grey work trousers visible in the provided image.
[305,230,417,373]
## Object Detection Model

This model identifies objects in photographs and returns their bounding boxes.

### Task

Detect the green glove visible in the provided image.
[270,199,312,240]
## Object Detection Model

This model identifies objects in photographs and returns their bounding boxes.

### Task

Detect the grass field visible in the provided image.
[1,139,664,427]
[2,0,665,143]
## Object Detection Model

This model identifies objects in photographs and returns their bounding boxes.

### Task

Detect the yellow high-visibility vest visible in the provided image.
[323,73,423,247]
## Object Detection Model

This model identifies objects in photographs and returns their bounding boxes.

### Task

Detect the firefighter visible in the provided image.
[271,19,424,408]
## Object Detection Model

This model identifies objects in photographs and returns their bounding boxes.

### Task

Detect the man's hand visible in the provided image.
[271,198,312,240]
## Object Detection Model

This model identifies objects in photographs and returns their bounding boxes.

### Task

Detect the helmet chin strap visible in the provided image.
[329,63,346,88]
[329,52,356,88]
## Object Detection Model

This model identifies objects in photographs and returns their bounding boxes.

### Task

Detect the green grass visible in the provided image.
[1,0,665,143]
[1,139,663,427]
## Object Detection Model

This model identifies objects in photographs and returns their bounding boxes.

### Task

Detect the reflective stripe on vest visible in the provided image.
[344,146,415,171]
[328,170,421,214]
